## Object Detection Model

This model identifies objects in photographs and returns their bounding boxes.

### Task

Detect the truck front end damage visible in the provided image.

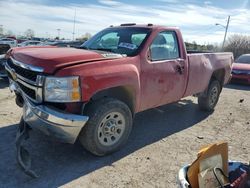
[5,57,88,177]
[9,80,89,143]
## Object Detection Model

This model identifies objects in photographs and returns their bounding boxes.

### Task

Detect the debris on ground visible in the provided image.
[239,99,244,103]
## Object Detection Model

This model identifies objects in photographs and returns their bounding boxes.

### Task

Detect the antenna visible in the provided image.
[72,8,76,40]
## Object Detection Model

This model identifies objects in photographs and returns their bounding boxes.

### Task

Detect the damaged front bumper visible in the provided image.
[9,80,89,178]
[22,96,89,144]
[10,80,89,144]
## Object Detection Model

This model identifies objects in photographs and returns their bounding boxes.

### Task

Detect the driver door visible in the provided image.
[140,30,188,111]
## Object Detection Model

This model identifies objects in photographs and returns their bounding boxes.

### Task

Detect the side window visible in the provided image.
[150,31,180,61]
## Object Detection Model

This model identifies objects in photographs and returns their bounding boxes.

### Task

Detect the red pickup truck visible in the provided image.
[5,24,233,157]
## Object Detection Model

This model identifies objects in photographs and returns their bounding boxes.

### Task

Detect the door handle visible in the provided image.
[176,64,185,75]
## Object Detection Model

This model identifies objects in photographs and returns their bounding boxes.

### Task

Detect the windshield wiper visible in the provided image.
[79,46,115,53]
[90,48,114,52]
[79,46,89,49]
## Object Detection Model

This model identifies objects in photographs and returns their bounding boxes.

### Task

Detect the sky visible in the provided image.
[0,0,250,44]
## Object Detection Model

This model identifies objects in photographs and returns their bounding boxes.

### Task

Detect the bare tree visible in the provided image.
[83,32,91,39]
[78,32,91,40]
[224,34,250,58]
[24,29,35,38]
[0,25,3,36]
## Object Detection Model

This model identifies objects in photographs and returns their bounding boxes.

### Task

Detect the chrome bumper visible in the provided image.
[10,80,89,144]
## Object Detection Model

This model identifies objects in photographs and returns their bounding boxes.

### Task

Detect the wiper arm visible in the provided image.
[90,48,113,52]
[79,46,115,53]
[78,46,89,49]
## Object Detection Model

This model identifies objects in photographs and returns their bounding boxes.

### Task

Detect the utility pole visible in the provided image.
[72,9,76,40]
[222,16,230,49]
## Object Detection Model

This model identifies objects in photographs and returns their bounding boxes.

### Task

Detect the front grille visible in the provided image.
[7,71,12,79]
[6,58,45,103]
[17,81,36,100]
[7,59,40,82]
[0,59,6,71]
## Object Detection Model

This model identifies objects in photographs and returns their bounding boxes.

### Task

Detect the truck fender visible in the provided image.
[81,64,141,114]
[199,68,225,97]
[89,85,136,115]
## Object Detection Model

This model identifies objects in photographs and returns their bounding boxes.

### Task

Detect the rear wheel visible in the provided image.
[198,80,221,111]
[79,98,133,156]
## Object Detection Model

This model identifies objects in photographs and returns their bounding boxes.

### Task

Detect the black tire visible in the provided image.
[79,98,133,156]
[198,80,222,112]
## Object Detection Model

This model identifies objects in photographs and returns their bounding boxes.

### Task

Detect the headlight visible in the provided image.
[44,76,81,102]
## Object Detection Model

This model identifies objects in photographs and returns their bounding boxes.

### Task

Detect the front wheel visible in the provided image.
[198,80,221,112]
[79,98,133,156]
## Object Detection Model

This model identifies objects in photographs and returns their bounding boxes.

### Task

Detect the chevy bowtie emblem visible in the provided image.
[11,69,18,81]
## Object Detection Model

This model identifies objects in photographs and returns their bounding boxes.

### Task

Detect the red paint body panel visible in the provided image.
[231,63,250,84]
[232,63,250,71]
[184,53,233,96]
[56,56,141,111]
[139,27,189,111]
[9,25,233,113]
[11,47,109,73]
[231,74,250,84]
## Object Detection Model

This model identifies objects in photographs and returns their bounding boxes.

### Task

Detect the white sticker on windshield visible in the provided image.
[118,42,137,50]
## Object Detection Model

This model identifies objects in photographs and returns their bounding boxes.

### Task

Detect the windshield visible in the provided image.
[81,27,151,56]
[236,55,250,64]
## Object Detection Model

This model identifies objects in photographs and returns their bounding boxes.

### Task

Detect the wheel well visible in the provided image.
[199,69,225,97]
[90,86,136,114]
[211,69,225,87]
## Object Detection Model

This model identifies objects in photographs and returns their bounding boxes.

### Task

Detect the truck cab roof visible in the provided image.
[111,23,179,31]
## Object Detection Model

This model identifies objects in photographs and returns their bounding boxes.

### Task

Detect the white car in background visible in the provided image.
[0,38,17,47]
[18,40,44,47]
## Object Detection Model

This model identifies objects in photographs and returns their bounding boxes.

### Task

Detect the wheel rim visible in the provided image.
[209,86,219,107]
[97,112,126,146]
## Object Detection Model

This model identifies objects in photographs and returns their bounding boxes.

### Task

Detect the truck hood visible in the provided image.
[232,63,250,71]
[11,46,124,73]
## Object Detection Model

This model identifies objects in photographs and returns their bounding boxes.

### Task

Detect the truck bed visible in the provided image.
[184,52,233,97]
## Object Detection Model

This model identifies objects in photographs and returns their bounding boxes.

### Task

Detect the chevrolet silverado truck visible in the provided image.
[5,24,233,164]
